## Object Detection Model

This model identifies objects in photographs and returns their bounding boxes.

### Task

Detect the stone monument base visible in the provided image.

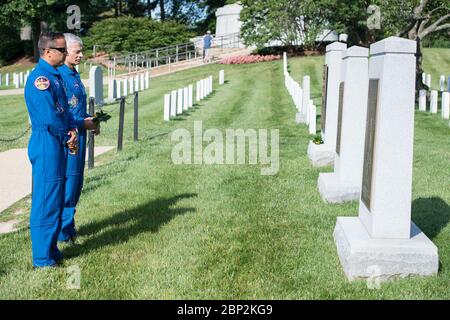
[333,217,439,281]
[307,141,334,167]
[318,172,360,203]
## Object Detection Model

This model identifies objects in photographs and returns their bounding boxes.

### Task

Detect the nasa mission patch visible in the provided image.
[34,76,50,90]
[69,95,79,108]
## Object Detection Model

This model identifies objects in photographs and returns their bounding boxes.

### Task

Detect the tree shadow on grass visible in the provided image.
[63,193,197,258]
[412,197,450,240]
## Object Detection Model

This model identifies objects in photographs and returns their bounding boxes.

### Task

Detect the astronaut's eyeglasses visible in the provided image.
[48,47,67,54]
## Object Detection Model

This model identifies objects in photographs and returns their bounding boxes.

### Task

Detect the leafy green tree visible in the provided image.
[240,0,333,50]
[86,16,194,53]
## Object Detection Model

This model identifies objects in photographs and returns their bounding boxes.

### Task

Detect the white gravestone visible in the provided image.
[164,94,170,121]
[299,75,310,124]
[442,92,450,119]
[430,90,438,114]
[135,76,139,92]
[116,79,121,98]
[419,90,427,111]
[19,72,23,86]
[200,79,205,99]
[422,73,426,84]
[196,81,201,102]
[426,74,431,88]
[170,90,177,117]
[0,73,2,87]
[219,70,225,85]
[14,74,19,88]
[283,52,288,76]
[145,71,150,89]
[209,76,213,95]
[318,46,369,203]
[123,78,128,96]
[177,88,183,114]
[140,73,145,91]
[439,75,445,91]
[107,79,117,102]
[183,87,188,111]
[5,73,9,86]
[129,77,134,94]
[89,66,104,105]
[188,84,193,108]
[308,42,346,167]
[24,75,28,87]
[309,100,316,135]
[333,37,438,281]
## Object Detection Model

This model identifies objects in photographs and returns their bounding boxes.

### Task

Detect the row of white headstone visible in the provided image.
[282,53,316,134]
[106,72,150,103]
[290,37,439,281]
[0,70,32,88]
[164,71,224,121]
[418,89,450,119]
[422,73,450,92]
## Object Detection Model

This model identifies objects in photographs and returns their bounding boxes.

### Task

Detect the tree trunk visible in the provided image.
[159,0,166,20]
[31,20,48,62]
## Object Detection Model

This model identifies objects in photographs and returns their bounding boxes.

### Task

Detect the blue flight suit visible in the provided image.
[57,64,89,242]
[25,58,85,267]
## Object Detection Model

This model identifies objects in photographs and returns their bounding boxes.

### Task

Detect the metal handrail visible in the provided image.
[105,32,243,76]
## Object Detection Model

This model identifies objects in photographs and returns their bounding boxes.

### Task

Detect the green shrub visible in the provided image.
[84,17,194,54]
[0,26,24,66]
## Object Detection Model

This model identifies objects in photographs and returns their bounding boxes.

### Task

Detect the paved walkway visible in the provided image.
[0,146,114,213]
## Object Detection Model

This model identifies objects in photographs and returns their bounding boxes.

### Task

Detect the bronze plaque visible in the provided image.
[336,82,345,155]
[361,79,379,211]
[321,65,329,133]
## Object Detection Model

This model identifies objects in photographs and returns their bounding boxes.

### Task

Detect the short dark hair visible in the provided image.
[38,32,65,56]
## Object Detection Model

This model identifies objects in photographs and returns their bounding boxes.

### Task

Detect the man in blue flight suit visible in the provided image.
[25,32,97,268]
[58,33,99,244]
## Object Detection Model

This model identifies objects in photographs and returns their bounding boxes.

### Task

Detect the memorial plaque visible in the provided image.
[335,82,345,155]
[321,65,329,133]
[361,79,379,211]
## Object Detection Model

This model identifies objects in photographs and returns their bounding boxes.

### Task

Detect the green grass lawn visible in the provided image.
[0,49,449,299]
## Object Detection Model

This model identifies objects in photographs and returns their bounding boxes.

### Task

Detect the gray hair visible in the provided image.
[64,33,83,49]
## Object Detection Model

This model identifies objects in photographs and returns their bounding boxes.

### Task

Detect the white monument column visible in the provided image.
[307,42,346,167]
[333,37,438,281]
[318,46,369,203]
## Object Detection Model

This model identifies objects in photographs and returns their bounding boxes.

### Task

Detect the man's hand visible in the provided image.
[67,130,78,147]
[93,124,101,136]
[84,117,98,130]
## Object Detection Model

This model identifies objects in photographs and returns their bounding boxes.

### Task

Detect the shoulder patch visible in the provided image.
[34,76,50,90]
